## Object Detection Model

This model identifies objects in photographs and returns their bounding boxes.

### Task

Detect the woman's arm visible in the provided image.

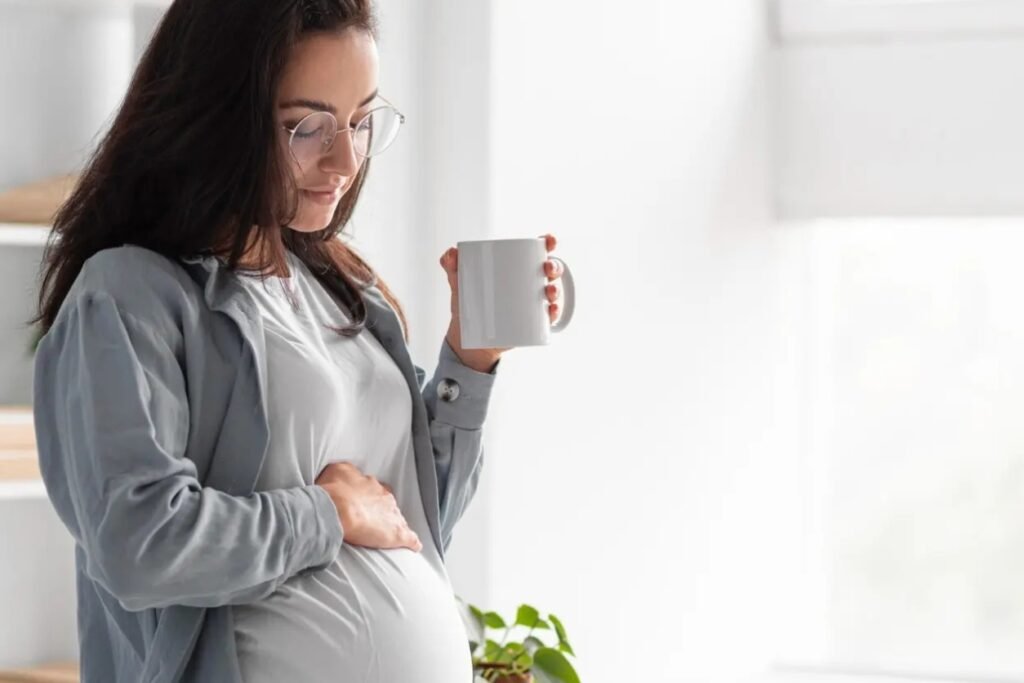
[33,291,344,612]
[417,337,499,553]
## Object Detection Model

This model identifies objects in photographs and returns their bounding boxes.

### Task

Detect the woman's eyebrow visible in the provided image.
[278,88,379,113]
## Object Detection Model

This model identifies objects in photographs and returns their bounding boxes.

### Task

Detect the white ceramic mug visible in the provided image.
[456,237,576,349]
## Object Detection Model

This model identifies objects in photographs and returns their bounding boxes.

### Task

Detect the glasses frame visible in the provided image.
[281,95,406,164]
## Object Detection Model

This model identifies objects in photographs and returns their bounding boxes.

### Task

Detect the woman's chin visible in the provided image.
[287,210,338,233]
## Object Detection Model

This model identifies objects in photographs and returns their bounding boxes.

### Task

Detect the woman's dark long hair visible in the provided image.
[31,0,409,342]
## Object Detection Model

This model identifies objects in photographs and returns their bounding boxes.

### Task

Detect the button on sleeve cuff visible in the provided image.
[432,338,499,430]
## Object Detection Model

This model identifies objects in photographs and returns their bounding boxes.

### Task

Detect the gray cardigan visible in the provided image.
[32,245,499,683]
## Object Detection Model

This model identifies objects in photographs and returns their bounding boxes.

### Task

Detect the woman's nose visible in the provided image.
[320,128,361,178]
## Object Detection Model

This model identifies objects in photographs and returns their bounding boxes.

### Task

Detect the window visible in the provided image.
[777,217,1024,680]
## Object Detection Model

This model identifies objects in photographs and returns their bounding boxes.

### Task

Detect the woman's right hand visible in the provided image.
[315,462,423,552]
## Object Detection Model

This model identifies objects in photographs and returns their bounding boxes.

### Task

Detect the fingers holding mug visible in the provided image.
[544,259,563,281]
[547,256,574,332]
[545,282,561,303]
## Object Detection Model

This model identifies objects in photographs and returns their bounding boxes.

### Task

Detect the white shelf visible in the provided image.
[0,410,32,427]
[0,481,46,501]
[0,224,51,247]
[0,409,42,501]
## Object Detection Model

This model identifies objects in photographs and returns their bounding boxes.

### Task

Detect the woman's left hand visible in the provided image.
[441,233,564,373]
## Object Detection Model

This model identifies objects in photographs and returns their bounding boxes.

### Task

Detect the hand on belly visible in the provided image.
[315,461,423,552]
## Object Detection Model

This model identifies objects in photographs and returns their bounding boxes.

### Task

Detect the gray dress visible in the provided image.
[231,251,472,682]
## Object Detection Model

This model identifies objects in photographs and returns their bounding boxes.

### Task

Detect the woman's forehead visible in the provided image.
[278,30,379,110]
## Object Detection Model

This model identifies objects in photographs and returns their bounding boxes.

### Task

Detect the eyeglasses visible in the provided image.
[281,96,405,168]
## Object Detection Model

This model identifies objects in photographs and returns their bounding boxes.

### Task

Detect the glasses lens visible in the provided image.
[353,107,402,157]
[289,112,336,167]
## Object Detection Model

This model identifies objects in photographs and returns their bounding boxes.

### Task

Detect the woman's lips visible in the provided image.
[302,188,342,205]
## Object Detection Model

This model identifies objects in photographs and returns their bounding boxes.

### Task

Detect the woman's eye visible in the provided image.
[293,125,327,139]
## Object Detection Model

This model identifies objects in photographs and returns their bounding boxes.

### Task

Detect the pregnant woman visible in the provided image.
[29,1,566,681]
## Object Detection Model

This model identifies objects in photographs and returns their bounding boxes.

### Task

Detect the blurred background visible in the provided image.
[1,1,1023,682]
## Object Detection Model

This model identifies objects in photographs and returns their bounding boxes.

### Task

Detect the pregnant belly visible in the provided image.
[233,544,472,683]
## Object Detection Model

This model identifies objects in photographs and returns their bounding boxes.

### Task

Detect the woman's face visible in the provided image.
[276,28,379,232]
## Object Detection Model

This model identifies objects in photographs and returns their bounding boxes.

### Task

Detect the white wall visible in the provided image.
[409,0,497,607]
[0,246,43,406]
[0,3,133,190]
[473,2,802,680]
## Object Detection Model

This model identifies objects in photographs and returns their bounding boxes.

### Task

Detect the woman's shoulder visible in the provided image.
[60,245,200,334]
[82,243,186,279]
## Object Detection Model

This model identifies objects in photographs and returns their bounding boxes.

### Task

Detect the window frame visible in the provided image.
[776,0,1024,41]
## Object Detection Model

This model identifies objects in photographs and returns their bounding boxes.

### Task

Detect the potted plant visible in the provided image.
[28,325,43,356]
[456,596,581,683]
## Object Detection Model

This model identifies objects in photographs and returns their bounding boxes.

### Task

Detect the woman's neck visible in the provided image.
[213,229,291,277]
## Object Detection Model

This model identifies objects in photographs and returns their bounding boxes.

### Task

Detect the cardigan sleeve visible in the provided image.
[32,290,344,612]
[416,337,499,553]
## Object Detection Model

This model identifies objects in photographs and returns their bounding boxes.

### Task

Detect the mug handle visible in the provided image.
[549,257,575,333]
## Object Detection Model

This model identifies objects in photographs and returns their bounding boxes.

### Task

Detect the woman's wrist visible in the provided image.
[444,322,503,373]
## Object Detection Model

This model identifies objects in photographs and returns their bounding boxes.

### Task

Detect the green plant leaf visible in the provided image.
[534,618,551,630]
[482,611,506,629]
[484,639,503,660]
[548,613,574,654]
[549,614,569,644]
[27,325,44,357]
[456,596,485,646]
[532,647,581,683]
[494,641,525,665]
[523,636,547,656]
[515,604,540,627]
